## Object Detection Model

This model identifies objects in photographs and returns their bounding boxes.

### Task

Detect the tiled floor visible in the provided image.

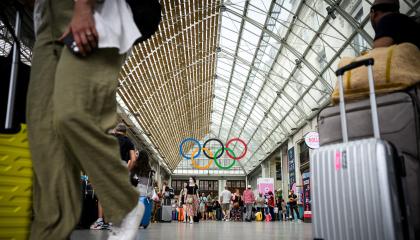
[71,221,312,240]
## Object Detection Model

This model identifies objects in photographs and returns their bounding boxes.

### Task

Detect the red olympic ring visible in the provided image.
[225,137,247,160]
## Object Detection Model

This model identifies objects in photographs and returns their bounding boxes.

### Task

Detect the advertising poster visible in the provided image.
[288,147,295,189]
[302,172,311,220]
[257,178,274,195]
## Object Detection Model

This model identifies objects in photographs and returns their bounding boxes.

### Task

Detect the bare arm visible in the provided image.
[127,149,136,171]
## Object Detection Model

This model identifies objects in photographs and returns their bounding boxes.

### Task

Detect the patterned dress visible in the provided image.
[185,184,199,217]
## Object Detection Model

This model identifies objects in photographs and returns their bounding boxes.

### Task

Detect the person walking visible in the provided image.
[220,186,232,221]
[185,177,199,224]
[213,201,222,221]
[207,192,215,203]
[114,123,136,170]
[255,193,265,220]
[179,182,188,222]
[281,199,287,222]
[90,123,137,230]
[207,200,214,220]
[230,189,242,221]
[130,150,153,197]
[26,1,144,239]
[199,193,208,220]
[151,185,161,223]
[288,190,301,221]
[161,180,172,206]
[266,191,275,222]
[243,185,255,222]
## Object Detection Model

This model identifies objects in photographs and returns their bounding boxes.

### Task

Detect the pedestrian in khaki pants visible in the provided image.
[26,0,143,239]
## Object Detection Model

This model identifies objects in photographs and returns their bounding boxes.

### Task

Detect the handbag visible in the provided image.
[186,197,193,204]
[125,0,162,44]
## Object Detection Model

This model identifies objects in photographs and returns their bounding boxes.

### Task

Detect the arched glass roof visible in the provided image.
[103,0,420,174]
[2,1,418,175]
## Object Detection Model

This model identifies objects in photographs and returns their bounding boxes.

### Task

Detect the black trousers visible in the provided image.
[289,205,300,220]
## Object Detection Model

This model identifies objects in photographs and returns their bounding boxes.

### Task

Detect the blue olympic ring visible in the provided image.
[179,138,201,159]
[179,137,247,161]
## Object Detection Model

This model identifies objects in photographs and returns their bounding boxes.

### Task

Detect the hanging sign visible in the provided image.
[304,131,320,149]
[288,147,295,188]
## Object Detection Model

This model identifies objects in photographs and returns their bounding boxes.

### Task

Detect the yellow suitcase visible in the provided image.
[0,125,33,240]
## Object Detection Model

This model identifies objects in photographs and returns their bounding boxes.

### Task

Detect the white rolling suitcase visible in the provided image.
[311,59,409,240]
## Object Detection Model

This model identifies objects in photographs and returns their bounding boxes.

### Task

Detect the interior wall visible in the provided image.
[285,117,318,202]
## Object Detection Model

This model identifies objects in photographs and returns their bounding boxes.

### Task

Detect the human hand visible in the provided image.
[59,0,98,56]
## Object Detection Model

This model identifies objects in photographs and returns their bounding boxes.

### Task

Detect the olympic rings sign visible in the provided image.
[179,138,248,170]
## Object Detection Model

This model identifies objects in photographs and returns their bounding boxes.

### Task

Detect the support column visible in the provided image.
[218,179,226,199]
[282,147,289,197]
[261,161,269,178]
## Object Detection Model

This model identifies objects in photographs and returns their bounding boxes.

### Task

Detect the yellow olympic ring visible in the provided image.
[191,147,214,170]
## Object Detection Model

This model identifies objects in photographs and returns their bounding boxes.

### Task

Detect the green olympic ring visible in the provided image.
[213,147,236,170]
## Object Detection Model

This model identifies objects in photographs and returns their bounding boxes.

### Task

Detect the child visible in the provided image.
[281,199,287,221]
[207,200,214,220]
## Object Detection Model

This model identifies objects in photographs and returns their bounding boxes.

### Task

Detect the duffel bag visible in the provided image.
[331,43,420,103]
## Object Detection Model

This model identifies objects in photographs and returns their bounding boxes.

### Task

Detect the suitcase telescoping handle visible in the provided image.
[335,58,380,142]
[4,9,22,130]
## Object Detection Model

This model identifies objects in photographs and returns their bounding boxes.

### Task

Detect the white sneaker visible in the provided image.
[90,218,104,230]
[107,202,145,240]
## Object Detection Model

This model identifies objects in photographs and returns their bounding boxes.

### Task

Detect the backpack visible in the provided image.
[126,0,162,44]
[255,212,263,221]
[265,213,272,222]
[164,186,174,199]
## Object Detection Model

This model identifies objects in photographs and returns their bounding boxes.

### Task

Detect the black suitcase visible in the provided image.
[193,212,200,222]
[216,208,223,221]
[77,181,98,229]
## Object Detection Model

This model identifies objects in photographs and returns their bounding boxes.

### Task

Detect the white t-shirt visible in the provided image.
[221,190,232,204]
[94,0,141,54]
[34,0,141,54]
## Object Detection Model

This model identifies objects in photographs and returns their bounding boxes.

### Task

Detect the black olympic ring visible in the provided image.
[202,138,225,159]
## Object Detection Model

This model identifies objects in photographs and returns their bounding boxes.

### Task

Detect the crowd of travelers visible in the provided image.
[167,183,303,223]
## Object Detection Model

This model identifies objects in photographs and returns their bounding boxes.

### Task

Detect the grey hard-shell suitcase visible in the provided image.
[160,205,172,222]
[311,59,409,240]
[318,88,420,239]
[318,83,420,239]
